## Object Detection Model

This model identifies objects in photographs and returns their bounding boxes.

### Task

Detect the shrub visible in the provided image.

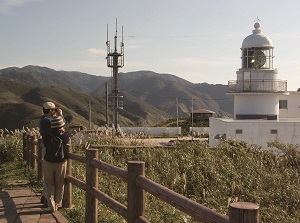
[0,135,23,164]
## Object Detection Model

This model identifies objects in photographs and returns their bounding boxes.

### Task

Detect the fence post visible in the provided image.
[127,161,145,223]
[229,202,260,223]
[22,133,27,161]
[63,145,73,209]
[37,138,43,181]
[85,148,98,223]
[31,135,37,170]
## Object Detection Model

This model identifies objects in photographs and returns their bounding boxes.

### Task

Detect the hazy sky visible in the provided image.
[1,0,300,90]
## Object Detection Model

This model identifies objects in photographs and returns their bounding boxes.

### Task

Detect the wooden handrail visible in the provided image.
[67,152,86,163]
[91,187,127,218]
[66,175,86,191]
[23,133,260,223]
[136,175,229,223]
[90,158,128,181]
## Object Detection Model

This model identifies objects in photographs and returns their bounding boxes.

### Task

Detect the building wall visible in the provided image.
[209,117,300,149]
[279,92,300,118]
[189,127,210,134]
[234,94,279,117]
[121,127,181,135]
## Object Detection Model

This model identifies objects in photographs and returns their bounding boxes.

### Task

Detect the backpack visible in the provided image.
[44,133,65,163]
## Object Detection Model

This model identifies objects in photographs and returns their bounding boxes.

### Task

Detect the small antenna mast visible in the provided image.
[122,25,124,43]
[106,23,108,44]
[114,18,118,52]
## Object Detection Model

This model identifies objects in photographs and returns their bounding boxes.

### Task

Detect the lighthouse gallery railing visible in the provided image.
[228,79,287,92]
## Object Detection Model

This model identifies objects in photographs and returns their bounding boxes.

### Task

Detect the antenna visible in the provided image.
[114,18,117,52]
[106,23,108,45]
[106,19,125,133]
[121,25,124,66]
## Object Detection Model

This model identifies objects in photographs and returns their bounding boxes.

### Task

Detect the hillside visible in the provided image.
[0,65,233,129]
[117,71,224,115]
[0,78,149,129]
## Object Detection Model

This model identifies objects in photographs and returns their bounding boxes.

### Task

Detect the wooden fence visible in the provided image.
[23,132,260,223]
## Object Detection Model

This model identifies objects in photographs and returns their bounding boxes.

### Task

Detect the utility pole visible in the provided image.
[105,81,109,126]
[176,98,179,135]
[106,19,124,132]
[89,98,92,129]
[191,98,194,141]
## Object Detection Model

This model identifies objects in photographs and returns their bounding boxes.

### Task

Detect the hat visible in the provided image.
[51,116,65,129]
[43,102,56,109]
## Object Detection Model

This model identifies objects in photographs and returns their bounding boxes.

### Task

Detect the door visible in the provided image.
[243,71,251,91]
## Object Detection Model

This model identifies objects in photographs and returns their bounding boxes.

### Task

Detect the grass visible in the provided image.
[2,132,300,223]
[0,161,27,189]
[61,136,300,223]
[0,161,42,190]
[0,132,43,189]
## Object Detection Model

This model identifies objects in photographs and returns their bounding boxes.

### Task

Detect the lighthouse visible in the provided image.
[227,22,288,120]
[207,21,300,149]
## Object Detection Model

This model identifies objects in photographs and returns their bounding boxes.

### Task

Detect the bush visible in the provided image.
[0,135,23,164]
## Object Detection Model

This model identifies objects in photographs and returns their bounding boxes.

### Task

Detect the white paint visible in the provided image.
[234,94,279,117]
[279,91,300,118]
[209,118,300,150]
[120,127,181,135]
[209,22,300,149]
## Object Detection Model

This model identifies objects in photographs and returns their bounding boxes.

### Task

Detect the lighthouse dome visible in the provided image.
[242,22,273,49]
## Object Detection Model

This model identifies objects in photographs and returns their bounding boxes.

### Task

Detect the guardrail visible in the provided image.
[228,79,287,92]
[23,132,260,223]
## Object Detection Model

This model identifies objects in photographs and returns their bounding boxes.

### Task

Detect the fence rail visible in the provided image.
[23,132,260,223]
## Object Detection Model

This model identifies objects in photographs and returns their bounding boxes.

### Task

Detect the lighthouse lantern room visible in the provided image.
[227,22,288,120]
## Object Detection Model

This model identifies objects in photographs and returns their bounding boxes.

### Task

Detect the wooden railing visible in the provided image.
[23,132,260,223]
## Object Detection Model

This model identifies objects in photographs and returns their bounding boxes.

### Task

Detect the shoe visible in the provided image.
[55,204,61,211]
[40,196,48,205]
[42,207,54,213]
[40,196,46,204]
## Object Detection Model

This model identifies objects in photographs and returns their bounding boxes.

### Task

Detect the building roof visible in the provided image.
[191,109,215,114]
[241,22,273,49]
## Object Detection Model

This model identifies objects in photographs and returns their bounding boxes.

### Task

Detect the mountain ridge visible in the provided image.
[0,65,233,130]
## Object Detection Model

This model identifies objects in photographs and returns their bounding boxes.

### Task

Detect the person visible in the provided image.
[40,102,63,139]
[42,116,70,212]
[39,102,64,205]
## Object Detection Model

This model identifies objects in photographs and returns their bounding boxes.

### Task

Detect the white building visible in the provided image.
[209,22,300,149]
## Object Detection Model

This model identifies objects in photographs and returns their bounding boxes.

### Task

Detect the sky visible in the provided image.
[1,0,300,91]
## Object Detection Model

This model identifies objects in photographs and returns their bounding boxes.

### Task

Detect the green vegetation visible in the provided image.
[1,132,300,223]
[0,130,43,189]
[156,117,209,136]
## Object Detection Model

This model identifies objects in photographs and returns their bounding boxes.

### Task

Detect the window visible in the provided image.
[236,129,242,134]
[279,100,288,109]
[242,48,273,69]
[270,129,277,134]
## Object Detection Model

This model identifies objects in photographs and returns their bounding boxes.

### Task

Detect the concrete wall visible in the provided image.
[209,117,300,149]
[234,94,279,117]
[120,127,181,135]
[279,92,300,118]
[189,127,210,134]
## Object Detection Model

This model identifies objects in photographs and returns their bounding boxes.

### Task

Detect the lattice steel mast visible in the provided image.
[106,19,124,130]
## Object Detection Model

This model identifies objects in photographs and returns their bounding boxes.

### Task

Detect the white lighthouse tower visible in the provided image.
[228,21,287,120]
[207,21,300,149]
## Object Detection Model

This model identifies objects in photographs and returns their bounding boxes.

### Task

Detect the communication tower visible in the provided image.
[106,19,124,130]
